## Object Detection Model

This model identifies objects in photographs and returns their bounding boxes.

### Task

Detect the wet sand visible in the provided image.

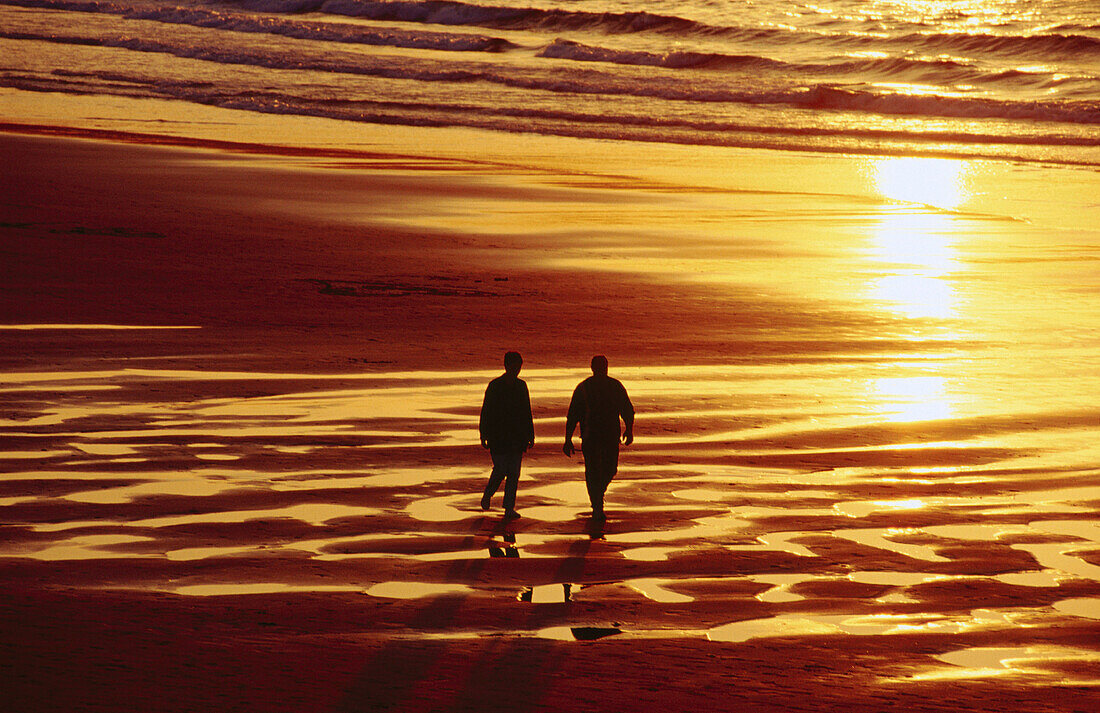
[1,124,1099,711]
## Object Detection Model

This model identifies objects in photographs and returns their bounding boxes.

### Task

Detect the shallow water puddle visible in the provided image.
[518,584,572,603]
[757,532,818,557]
[850,571,959,602]
[515,504,582,522]
[604,512,754,546]
[1052,598,1100,620]
[1011,543,1100,583]
[707,615,844,643]
[406,493,485,522]
[994,570,1067,587]
[73,443,142,456]
[272,467,475,490]
[1016,486,1100,514]
[833,527,950,562]
[166,545,255,561]
[32,519,127,533]
[66,477,232,504]
[308,530,564,562]
[132,502,382,527]
[936,647,1029,672]
[833,498,931,518]
[848,571,952,587]
[922,523,1033,541]
[921,645,1100,683]
[922,519,1100,583]
[727,532,818,558]
[620,547,675,561]
[536,626,623,641]
[671,488,734,503]
[175,583,363,596]
[365,581,473,599]
[27,534,154,560]
[707,609,1018,644]
[751,574,816,603]
[0,450,74,459]
[1033,519,1100,542]
[627,578,694,603]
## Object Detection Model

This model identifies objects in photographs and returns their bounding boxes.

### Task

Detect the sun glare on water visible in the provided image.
[873,376,953,422]
[875,158,967,210]
[865,158,972,321]
[858,158,977,423]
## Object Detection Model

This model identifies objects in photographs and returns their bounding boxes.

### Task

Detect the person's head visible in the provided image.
[504,351,523,376]
[590,355,608,376]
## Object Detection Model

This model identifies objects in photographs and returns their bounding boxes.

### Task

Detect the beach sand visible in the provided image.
[2,112,1099,712]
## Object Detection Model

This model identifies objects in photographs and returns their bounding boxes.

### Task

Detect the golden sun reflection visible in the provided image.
[873,376,952,422]
[868,212,957,270]
[872,271,955,320]
[875,157,967,209]
[865,158,973,321]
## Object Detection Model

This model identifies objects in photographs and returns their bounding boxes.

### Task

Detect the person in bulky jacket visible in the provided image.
[563,355,634,520]
[479,351,534,518]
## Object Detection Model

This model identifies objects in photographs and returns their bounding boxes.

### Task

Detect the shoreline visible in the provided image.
[4,78,1098,168]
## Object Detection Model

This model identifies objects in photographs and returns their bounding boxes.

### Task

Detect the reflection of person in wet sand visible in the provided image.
[563,356,634,520]
[479,351,534,519]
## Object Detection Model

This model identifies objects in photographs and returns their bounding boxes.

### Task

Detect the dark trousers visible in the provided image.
[483,449,523,511]
[582,438,619,513]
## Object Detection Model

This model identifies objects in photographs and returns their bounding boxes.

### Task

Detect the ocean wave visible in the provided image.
[8,69,1098,160]
[536,38,1083,88]
[535,39,1096,96]
[8,25,1100,128]
[11,0,1097,66]
[793,85,1100,125]
[846,29,1100,58]
[1,0,517,52]
[0,28,490,81]
[821,56,1089,90]
[220,0,740,36]
[537,38,788,71]
[235,92,1100,150]
[218,0,1100,60]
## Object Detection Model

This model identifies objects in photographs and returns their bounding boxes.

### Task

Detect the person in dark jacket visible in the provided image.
[479,351,535,518]
[563,355,634,520]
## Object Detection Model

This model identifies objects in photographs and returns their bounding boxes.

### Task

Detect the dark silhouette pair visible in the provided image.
[479,352,634,521]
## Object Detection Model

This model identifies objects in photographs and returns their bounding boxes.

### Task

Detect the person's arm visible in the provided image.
[563,385,582,456]
[620,383,635,446]
[479,382,494,449]
[522,381,535,451]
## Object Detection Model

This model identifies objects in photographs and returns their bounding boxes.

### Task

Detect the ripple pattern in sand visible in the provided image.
[1,365,1098,684]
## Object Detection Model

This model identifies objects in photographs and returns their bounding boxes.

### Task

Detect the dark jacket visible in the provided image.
[479,375,534,451]
[567,375,634,442]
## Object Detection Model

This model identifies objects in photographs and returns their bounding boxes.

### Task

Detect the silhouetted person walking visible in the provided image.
[479,351,534,519]
[563,356,634,520]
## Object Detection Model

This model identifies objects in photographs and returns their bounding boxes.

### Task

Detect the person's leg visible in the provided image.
[584,458,603,515]
[597,442,619,512]
[582,441,615,516]
[482,450,509,509]
[584,439,620,516]
[502,450,522,514]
